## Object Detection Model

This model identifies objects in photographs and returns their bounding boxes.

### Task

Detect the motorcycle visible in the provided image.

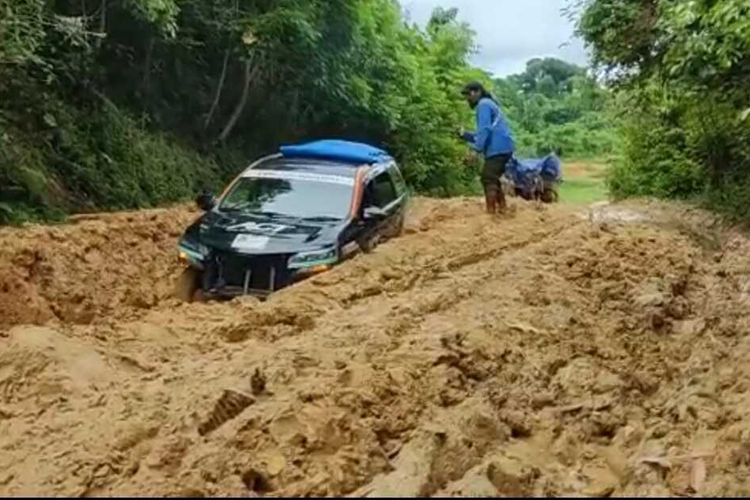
[503,154,563,203]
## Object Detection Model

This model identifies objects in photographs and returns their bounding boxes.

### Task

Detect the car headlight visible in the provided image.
[288,248,338,270]
[178,240,209,265]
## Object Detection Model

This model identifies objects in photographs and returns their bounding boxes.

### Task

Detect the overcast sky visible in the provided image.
[400,0,589,77]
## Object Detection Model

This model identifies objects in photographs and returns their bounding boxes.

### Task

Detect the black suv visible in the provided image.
[176,140,409,300]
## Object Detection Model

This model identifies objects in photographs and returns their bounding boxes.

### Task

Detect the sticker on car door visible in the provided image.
[232,234,269,251]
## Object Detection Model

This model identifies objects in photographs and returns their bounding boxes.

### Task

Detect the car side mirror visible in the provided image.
[363,206,387,220]
[196,191,216,212]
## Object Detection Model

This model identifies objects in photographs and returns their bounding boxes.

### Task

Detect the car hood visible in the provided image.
[183,211,344,255]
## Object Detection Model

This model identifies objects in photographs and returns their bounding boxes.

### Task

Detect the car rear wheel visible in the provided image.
[392,213,405,237]
[358,234,380,253]
[174,267,202,303]
[542,187,559,203]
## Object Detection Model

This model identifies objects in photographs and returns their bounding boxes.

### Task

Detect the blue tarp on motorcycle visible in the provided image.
[280,140,393,165]
[506,154,562,192]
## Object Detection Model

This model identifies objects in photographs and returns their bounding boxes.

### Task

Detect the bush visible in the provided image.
[0,93,222,224]
[577,0,750,219]
[607,106,703,200]
[1,0,493,224]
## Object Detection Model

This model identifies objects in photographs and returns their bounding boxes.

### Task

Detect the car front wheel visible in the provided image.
[174,267,203,303]
[358,234,381,253]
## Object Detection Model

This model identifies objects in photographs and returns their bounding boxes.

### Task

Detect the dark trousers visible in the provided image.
[482,154,511,201]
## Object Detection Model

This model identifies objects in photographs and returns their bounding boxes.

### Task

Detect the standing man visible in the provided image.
[459,81,515,214]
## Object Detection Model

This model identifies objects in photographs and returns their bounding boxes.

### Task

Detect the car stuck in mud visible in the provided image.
[175,140,409,301]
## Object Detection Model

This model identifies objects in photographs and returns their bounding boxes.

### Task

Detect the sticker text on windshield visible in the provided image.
[241,170,354,186]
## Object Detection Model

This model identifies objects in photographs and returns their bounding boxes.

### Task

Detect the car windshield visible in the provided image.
[219,175,352,221]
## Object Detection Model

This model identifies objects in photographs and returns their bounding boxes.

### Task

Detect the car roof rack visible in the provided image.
[279,139,393,166]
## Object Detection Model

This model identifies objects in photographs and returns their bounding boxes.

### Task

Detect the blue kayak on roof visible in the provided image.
[280,140,393,165]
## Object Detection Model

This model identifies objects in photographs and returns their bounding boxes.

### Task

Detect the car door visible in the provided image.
[386,162,409,232]
[344,164,405,253]
[368,165,405,239]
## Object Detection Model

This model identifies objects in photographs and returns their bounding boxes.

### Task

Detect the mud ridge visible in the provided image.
[2,198,750,497]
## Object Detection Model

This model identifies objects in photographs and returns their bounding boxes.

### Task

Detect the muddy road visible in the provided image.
[2,198,750,496]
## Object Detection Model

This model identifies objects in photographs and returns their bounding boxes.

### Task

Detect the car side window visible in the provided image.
[388,164,407,196]
[360,182,375,215]
[372,172,397,208]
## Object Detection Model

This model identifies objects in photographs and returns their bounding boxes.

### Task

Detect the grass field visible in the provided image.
[559,161,609,205]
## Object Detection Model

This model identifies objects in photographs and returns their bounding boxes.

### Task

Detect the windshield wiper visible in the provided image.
[219,201,258,213]
[256,211,307,225]
[257,211,287,218]
[303,216,341,222]
[219,208,307,223]
[220,205,246,213]
[221,207,285,217]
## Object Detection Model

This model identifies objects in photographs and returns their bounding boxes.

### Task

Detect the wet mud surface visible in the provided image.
[1,198,750,496]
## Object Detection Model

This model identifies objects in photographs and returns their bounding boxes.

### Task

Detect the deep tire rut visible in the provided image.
[2,199,750,497]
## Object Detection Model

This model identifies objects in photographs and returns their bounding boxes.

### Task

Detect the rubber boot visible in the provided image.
[484,192,497,214]
[496,189,507,214]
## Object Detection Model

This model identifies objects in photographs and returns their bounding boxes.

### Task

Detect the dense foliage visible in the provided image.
[576,0,750,217]
[0,1,486,223]
[0,0,615,223]
[494,57,617,159]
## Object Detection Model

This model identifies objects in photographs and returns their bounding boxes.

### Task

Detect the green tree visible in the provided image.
[575,0,750,217]
[0,0,488,223]
[493,58,617,158]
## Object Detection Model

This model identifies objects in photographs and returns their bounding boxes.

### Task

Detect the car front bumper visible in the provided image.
[196,250,333,298]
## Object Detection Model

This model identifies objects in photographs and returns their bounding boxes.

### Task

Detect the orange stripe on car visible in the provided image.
[219,173,243,200]
[349,167,367,219]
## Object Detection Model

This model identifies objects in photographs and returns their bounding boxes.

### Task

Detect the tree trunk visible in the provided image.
[218,59,259,143]
[204,49,231,130]
[141,38,155,95]
[96,0,107,47]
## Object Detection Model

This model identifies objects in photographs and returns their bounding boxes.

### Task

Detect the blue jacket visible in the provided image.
[462,97,515,158]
